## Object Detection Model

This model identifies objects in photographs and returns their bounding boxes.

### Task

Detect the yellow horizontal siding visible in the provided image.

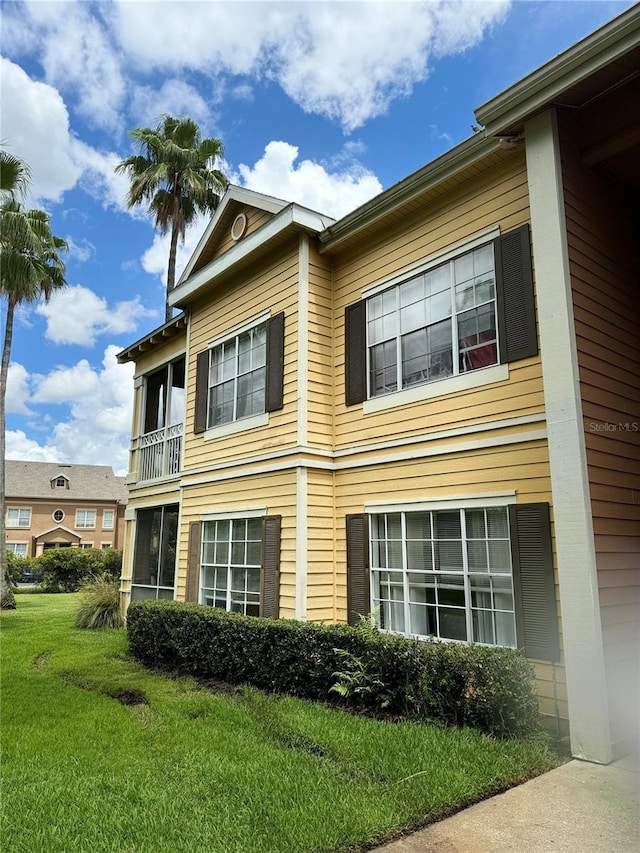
[182,242,300,469]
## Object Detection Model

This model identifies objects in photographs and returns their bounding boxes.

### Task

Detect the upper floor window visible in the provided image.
[75,510,96,529]
[194,313,285,435]
[143,356,185,435]
[54,476,68,488]
[368,244,497,397]
[344,225,537,407]
[208,322,267,427]
[6,508,31,528]
[102,510,115,530]
[53,509,65,523]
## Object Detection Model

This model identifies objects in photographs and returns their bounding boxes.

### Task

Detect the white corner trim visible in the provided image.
[525,107,611,763]
[295,466,308,621]
[204,412,269,441]
[361,226,501,299]
[297,234,310,447]
[365,492,516,513]
[200,507,267,521]
[363,363,509,414]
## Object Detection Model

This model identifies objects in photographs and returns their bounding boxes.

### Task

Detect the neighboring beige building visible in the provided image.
[118,9,639,765]
[5,461,127,556]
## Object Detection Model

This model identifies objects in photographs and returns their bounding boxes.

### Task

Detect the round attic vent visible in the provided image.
[231,213,248,241]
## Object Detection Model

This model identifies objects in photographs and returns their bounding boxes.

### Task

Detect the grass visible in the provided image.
[1,595,559,853]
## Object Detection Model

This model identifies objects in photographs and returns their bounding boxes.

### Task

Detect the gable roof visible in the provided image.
[178,185,291,283]
[5,461,128,502]
[34,525,82,541]
[170,194,335,310]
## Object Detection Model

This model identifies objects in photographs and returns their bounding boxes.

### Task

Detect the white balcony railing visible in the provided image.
[138,423,183,481]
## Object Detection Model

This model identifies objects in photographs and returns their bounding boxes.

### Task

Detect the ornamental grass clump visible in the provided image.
[75,574,124,629]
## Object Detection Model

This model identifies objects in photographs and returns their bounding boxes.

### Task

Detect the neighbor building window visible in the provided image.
[207,322,267,427]
[75,510,96,529]
[102,510,114,530]
[367,244,497,397]
[200,518,262,616]
[53,509,65,523]
[369,507,516,647]
[6,508,31,528]
[79,543,93,550]
[7,543,27,557]
[131,504,178,601]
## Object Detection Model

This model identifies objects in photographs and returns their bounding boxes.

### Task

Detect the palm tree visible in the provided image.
[1,148,31,199]
[116,116,228,322]
[0,178,68,608]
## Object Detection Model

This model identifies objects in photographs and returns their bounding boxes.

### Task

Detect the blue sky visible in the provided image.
[1,0,633,474]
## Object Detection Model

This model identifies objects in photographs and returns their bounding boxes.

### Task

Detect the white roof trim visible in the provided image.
[170,203,335,308]
[178,185,290,284]
[475,6,640,135]
[34,525,81,540]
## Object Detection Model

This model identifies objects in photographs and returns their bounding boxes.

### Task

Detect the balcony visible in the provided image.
[138,423,183,481]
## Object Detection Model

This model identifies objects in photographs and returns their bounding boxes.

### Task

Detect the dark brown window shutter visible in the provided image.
[510,503,559,662]
[260,515,281,618]
[344,301,367,406]
[265,312,285,413]
[194,350,209,434]
[495,224,538,363]
[346,513,370,626]
[185,521,202,603]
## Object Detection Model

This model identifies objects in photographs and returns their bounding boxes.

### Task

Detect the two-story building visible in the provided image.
[5,461,127,555]
[118,8,639,765]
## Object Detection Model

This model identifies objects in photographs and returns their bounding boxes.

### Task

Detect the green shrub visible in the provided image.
[126,600,540,738]
[75,575,124,629]
[37,548,122,592]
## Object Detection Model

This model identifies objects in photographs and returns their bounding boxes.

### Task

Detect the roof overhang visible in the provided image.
[475,5,640,136]
[319,133,499,253]
[169,203,335,309]
[117,312,187,364]
[178,185,290,284]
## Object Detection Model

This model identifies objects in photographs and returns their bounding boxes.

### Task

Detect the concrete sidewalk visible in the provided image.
[376,755,639,853]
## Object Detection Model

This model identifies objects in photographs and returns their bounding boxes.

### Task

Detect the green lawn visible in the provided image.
[1,595,558,853]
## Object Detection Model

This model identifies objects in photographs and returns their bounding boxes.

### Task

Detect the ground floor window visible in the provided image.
[200,518,262,616]
[369,506,516,647]
[7,543,27,557]
[131,504,178,601]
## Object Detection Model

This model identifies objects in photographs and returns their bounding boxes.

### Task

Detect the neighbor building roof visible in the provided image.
[5,461,128,503]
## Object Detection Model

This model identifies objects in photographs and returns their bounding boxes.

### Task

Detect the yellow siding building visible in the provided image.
[118,9,640,766]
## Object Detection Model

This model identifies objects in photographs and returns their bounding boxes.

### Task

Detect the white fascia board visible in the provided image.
[170,205,331,308]
[475,7,640,135]
[319,134,498,252]
[178,185,290,284]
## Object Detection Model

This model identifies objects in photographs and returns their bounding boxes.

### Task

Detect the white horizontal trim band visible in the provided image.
[365,492,517,513]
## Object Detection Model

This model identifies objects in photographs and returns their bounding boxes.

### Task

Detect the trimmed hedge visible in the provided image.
[126,600,540,738]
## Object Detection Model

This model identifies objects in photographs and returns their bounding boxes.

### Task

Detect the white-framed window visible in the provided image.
[102,510,114,530]
[75,510,96,529]
[6,508,31,528]
[367,243,497,397]
[101,543,112,550]
[7,543,27,557]
[207,321,267,427]
[200,518,262,616]
[53,509,65,523]
[369,506,516,647]
[131,504,178,601]
[79,543,93,550]
[54,476,68,488]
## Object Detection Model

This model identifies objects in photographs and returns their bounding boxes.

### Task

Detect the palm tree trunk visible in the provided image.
[0,296,17,608]
[166,223,179,323]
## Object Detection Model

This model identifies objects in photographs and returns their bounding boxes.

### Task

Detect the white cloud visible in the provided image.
[237,141,382,219]
[113,1,510,130]
[130,78,211,127]
[36,285,157,346]
[6,346,135,474]
[141,214,209,285]
[65,236,96,263]
[0,58,83,203]
[5,363,33,415]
